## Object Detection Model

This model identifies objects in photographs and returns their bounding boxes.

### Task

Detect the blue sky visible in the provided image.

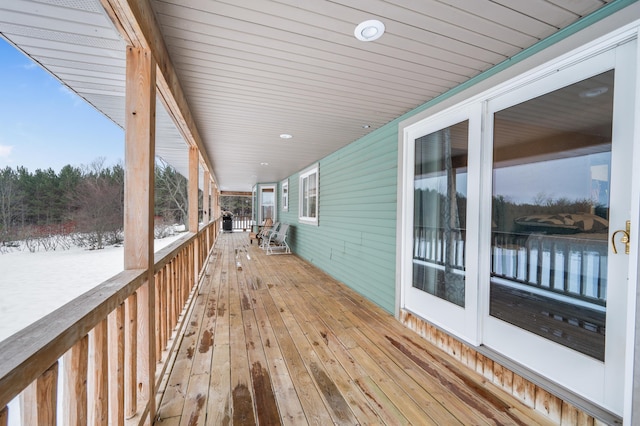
[0,37,124,172]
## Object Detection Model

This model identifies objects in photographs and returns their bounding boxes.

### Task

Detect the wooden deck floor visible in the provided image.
[155,232,554,425]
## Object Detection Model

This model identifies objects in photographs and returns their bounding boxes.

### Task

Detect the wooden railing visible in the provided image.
[413,227,607,305]
[231,215,251,231]
[491,231,607,305]
[413,226,466,270]
[0,218,220,425]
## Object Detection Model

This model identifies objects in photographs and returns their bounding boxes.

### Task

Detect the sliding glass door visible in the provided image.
[401,38,637,416]
[482,43,635,414]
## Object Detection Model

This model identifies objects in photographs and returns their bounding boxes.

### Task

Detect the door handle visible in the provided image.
[612,220,631,255]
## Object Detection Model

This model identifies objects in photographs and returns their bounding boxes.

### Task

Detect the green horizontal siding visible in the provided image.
[280,123,398,313]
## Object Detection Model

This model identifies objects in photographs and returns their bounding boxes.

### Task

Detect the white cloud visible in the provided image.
[0,145,14,158]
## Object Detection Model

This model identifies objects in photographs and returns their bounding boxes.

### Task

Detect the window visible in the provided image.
[260,185,276,224]
[281,179,289,211]
[299,164,318,224]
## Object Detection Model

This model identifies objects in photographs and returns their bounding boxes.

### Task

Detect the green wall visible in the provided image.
[278,123,399,313]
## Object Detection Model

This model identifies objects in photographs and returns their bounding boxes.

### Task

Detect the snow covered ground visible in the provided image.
[0,232,187,425]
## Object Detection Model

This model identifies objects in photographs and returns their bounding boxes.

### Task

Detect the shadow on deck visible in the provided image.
[155,232,553,425]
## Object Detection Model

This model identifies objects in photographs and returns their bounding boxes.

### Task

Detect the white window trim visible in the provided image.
[298,164,319,225]
[281,179,289,212]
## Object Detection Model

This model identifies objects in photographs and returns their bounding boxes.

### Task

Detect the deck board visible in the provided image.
[155,232,555,425]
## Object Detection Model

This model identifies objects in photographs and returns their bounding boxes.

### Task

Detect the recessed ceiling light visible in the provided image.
[362,124,370,129]
[280,133,293,139]
[260,162,269,166]
[354,20,385,42]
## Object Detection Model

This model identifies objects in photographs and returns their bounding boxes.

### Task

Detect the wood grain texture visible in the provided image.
[156,232,562,425]
[63,336,88,426]
[125,293,138,418]
[21,362,58,426]
[90,320,109,426]
[108,305,125,426]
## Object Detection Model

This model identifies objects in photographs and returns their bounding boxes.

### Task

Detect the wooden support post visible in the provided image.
[63,336,88,426]
[203,171,211,225]
[204,172,211,252]
[108,304,125,426]
[124,45,156,421]
[20,362,58,426]
[90,320,109,426]
[0,406,7,426]
[189,146,200,286]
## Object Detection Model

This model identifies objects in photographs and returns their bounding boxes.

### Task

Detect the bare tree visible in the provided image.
[73,158,124,249]
[155,158,188,224]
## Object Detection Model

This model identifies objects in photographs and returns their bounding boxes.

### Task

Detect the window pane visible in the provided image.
[413,120,468,307]
[302,176,309,217]
[261,187,275,221]
[309,173,317,217]
[490,70,613,360]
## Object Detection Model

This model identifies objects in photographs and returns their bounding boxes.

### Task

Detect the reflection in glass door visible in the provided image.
[490,70,613,361]
[413,121,469,307]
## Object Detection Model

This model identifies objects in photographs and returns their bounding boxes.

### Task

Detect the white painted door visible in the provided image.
[402,104,482,344]
[481,40,636,415]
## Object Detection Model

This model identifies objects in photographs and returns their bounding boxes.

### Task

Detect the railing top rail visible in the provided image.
[154,231,197,272]
[153,220,219,272]
[0,268,146,408]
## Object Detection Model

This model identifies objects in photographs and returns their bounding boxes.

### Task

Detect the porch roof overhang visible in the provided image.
[0,0,632,192]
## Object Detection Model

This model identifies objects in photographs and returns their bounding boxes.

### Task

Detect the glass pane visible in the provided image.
[413,121,468,307]
[302,177,309,217]
[491,70,613,361]
[261,188,275,221]
[309,173,317,218]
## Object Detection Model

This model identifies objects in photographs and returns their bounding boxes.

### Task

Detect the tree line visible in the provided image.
[0,158,191,250]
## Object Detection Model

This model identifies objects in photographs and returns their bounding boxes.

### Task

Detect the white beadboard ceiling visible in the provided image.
[0,0,616,191]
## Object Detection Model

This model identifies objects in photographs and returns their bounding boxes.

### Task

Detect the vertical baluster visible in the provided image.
[64,335,88,426]
[109,304,125,426]
[165,262,172,340]
[492,237,499,276]
[0,406,7,426]
[161,266,168,348]
[21,362,58,426]
[125,293,137,418]
[525,235,532,284]
[90,319,108,425]
[579,247,586,297]
[154,270,162,358]
[550,241,558,290]
[563,241,570,294]
[598,249,607,301]
[537,238,544,286]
